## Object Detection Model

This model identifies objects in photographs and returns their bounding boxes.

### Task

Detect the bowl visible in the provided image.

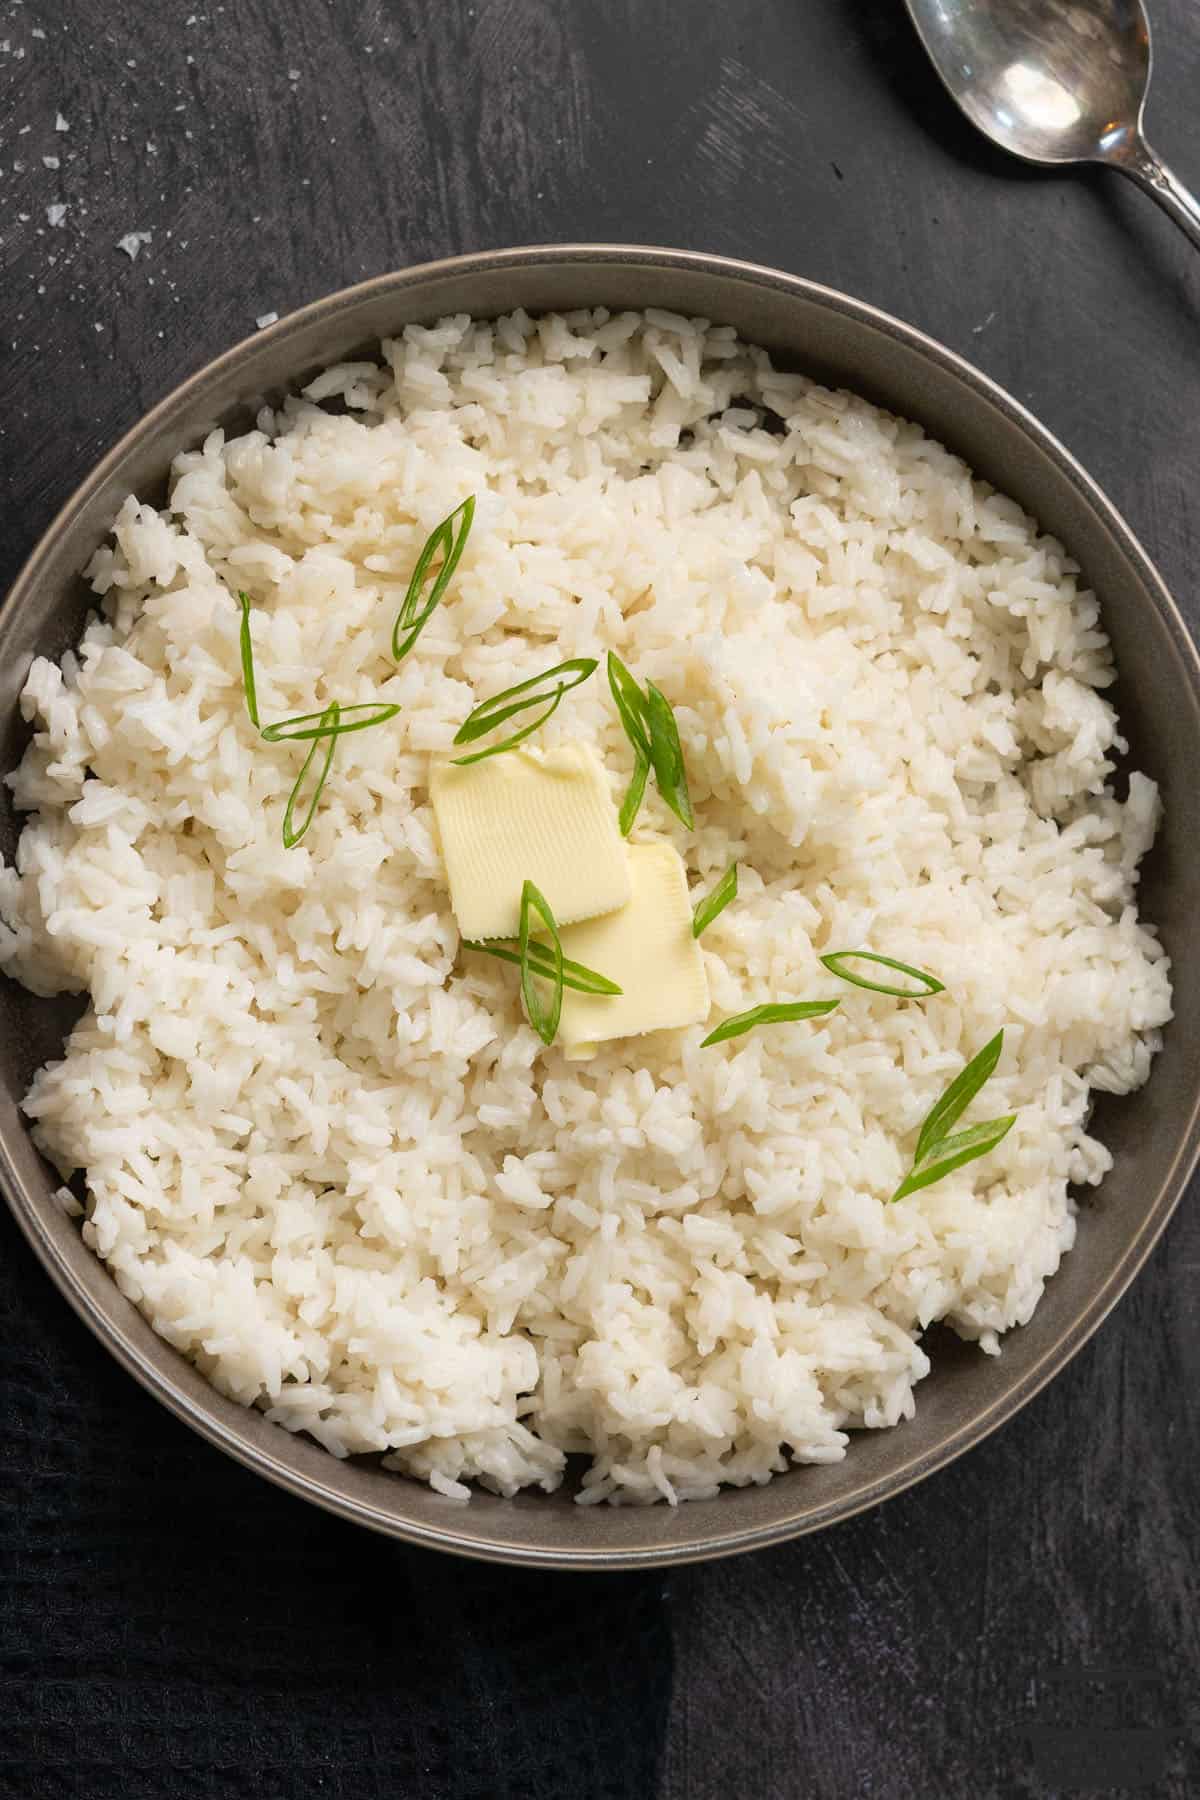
[2,245,1198,1568]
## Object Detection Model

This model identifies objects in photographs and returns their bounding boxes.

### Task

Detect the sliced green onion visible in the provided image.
[606,651,693,832]
[452,686,566,764]
[701,998,839,1047]
[238,591,260,730]
[692,863,738,938]
[451,657,598,764]
[391,495,475,663]
[607,650,653,759]
[454,659,597,746]
[282,701,339,848]
[519,880,564,1046]
[618,751,650,838]
[262,701,402,742]
[462,938,622,996]
[819,950,945,999]
[914,1029,1005,1165]
[645,680,693,829]
[609,653,653,834]
[891,1115,1016,1203]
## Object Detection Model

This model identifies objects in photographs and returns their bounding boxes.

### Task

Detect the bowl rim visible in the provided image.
[3,241,1198,1569]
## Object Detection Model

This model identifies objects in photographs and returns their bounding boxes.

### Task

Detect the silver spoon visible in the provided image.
[903,0,1200,252]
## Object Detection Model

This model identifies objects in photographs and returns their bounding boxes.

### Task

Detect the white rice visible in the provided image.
[0,308,1171,1505]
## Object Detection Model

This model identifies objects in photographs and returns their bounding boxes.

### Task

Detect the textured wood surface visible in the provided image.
[1,1,1198,1795]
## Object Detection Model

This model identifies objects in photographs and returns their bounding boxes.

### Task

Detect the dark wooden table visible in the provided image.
[1,3,1197,1795]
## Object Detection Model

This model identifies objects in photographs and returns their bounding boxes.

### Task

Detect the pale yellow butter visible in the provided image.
[558,843,710,1057]
[429,742,631,941]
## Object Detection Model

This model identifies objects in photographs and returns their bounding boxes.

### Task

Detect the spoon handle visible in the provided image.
[1116,139,1200,254]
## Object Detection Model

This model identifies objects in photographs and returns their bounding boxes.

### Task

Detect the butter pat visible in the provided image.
[558,843,710,1056]
[430,742,631,940]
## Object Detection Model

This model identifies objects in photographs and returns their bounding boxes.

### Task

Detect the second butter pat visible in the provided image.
[558,842,710,1056]
[430,742,631,940]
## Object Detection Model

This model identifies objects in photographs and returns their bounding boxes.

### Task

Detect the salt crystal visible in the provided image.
[42,155,59,169]
[287,67,300,79]
[31,25,44,37]
[46,202,66,226]
[255,311,279,329]
[54,111,68,130]
[116,230,152,259]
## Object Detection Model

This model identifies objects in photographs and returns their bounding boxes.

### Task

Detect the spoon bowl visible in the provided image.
[904,0,1200,247]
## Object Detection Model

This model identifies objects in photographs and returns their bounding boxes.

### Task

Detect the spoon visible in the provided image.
[903,0,1200,251]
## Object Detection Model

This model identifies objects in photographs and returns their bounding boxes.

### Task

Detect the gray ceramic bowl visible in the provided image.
[2,246,1198,1569]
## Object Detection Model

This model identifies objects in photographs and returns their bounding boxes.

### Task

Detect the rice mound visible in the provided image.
[0,309,1171,1505]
